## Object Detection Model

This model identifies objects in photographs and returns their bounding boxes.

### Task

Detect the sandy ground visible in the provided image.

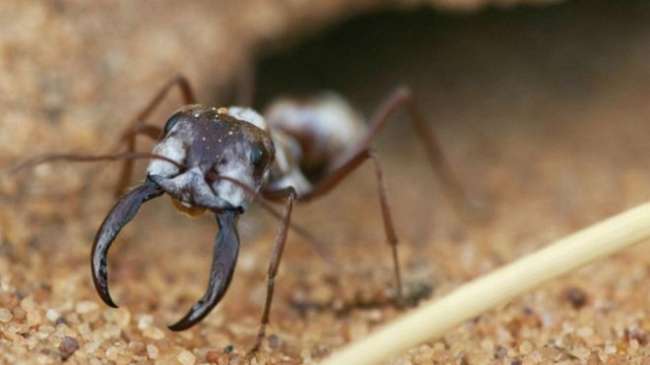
[2,1,650,364]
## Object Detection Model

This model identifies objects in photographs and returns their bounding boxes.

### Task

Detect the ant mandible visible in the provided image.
[13,74,472,352]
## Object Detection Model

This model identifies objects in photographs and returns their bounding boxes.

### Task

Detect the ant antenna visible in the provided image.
[6,152,185,176]
[4,154,333,263]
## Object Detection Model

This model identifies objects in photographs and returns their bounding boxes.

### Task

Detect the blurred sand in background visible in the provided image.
[3,1,650,364]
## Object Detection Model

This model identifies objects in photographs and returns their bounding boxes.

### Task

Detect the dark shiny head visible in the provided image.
[147,105,275,212]
[91,104,275,332]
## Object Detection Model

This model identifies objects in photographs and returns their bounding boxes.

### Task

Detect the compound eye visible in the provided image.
[250,145,267,168]
[163,112,184,135]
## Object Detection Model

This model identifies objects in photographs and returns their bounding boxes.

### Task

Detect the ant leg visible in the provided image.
[250,187,296,354]
[293,150,405,301]
[369,152,402,301]
[112,75,196,197]
[354,87,472,219]
[289,87,476,302]
[298,87,470,211]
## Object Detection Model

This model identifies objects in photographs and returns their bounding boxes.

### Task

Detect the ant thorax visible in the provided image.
[265,129,313,195]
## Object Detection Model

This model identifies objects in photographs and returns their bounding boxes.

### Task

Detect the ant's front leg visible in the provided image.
[249,187,296,354]
[111,75,196,197]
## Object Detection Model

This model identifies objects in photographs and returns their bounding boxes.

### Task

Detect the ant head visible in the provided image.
[147,105,274,212]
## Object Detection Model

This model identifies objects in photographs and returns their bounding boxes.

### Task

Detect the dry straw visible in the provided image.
[321,202,650,365]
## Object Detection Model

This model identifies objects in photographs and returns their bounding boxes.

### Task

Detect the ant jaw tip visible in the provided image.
[167,320,191,332]
[92,278,119,309]
[167,311,202,331]
[98,292,119,309]
[106,299,119,309]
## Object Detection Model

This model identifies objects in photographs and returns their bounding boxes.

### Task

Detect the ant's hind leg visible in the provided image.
[369,152,403,302]
[294,149,405,303]
[112,75,196,197]
[292,85,477,302]
[361,87,475,221]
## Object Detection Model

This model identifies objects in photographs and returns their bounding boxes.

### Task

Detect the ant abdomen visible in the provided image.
[264,92,367,178]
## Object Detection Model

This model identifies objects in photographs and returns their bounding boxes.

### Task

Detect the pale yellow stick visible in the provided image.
[321,202,650,365]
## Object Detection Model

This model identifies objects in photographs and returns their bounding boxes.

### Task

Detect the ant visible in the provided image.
[10,75,472,352]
